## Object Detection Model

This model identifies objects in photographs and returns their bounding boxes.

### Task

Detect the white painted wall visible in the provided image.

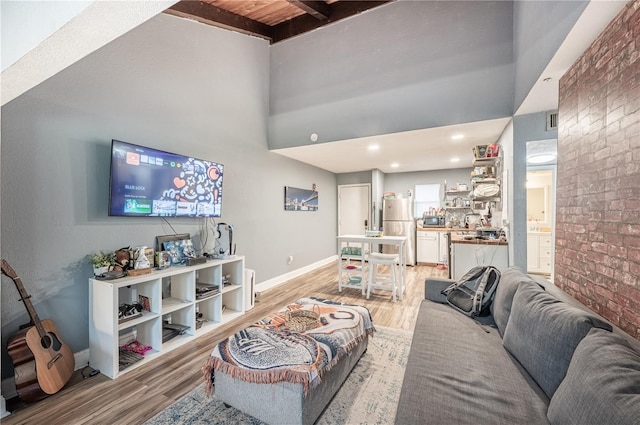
[1,0,92,71]
[1,0,178,106]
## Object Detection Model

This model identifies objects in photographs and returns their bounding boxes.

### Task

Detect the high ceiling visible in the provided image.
[164,0,393,43]
[4,1,622,174]
[161,1,626,174]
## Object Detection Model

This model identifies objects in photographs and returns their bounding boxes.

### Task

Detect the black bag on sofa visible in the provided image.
[441,266,501,316]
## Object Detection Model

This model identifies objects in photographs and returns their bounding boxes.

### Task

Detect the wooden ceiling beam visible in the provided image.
[165,0,395,44]
[165,1,274,41]
[286,1,330,21]
[271,1,393,43]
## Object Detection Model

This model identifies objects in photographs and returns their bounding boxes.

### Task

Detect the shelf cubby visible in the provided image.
[89,256,245,379]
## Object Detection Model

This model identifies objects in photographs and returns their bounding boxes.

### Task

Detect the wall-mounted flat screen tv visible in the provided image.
[109,140,223,217]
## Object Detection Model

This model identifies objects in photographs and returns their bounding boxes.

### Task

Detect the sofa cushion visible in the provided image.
[490,267,537,336]
[547,328,640,425]
[502,283,612,399]
[396,300,550,425]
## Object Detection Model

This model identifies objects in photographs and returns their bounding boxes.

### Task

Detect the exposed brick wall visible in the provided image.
[556,0,640,339]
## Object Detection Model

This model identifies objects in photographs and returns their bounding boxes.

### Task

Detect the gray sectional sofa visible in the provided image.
[396,267,640,425]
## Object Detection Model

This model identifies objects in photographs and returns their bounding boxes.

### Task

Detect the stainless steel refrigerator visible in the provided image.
[382,198,416,266]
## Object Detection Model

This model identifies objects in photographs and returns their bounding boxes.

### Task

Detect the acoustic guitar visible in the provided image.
[1,259,75,401]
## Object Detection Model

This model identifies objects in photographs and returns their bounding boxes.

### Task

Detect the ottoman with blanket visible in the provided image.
[202,297,375,425]
[396,266,640,424]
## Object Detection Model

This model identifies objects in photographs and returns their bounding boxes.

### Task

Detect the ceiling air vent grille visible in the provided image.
[546,112,558,131]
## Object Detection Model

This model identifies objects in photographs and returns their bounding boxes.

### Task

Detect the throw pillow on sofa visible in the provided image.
[490,267,538,336]
[547,328,640,425]
[502,283,612,399]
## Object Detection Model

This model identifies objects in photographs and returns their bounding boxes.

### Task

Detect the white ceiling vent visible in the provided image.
[546,112,558,131]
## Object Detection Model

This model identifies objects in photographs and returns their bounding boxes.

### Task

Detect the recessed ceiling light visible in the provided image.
[368,144,380,151]
[390,162,399,168]
[451,134,464,140]
[451,157,460,163]
[527,153,557,164]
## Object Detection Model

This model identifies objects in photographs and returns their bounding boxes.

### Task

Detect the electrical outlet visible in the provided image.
[287,255,293,264]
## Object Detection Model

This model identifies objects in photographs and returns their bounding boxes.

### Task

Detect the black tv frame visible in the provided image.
[108,139,224,218]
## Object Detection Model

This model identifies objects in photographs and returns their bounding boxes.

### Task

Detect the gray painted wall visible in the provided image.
[269,0,515,149]
[336,171,372,186]
[384,168,473,202]
[0,14,336,377]
[512,0,589,111]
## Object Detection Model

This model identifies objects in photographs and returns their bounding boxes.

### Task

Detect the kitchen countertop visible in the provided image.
[450,234,508,245]
[416,227,508,245]
[416,227,485,233]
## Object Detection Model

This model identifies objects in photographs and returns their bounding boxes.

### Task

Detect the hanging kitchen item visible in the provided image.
[474,184,500,198]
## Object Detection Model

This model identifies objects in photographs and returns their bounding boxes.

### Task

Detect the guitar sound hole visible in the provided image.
[41,334,52,349]
[40,333,62,351]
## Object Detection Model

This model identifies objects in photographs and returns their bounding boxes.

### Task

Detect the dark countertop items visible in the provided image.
[416,227,508,245]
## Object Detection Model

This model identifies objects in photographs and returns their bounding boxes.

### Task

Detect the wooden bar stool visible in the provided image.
[367,252,399,302]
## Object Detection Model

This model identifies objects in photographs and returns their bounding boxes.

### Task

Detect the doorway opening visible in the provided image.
[338,184,371,240]
[526,139,557,280]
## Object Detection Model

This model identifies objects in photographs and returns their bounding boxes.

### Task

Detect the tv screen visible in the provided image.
[108,140,223,217]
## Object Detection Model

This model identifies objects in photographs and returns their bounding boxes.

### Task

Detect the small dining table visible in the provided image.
[337,234,408,300]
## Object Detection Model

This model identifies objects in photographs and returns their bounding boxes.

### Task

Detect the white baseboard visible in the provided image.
[1,348,90,401]
[74,348,90,371]
[256,255,337,293]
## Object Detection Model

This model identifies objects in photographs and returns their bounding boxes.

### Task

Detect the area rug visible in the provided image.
[145,325,413,425]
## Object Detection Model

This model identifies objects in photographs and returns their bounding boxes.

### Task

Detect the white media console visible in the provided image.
[89,256,245,379]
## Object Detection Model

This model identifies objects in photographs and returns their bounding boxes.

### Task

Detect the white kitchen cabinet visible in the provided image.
[89,256,245,379]
[527,232,552,274]
[451,242,508,280]
[417,230,449,265]
[417,231,439,264]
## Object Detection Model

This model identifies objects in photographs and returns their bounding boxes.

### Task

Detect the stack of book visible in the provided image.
[196,283,220,299]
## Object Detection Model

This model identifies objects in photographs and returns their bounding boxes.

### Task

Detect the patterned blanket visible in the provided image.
[202,297,375,395]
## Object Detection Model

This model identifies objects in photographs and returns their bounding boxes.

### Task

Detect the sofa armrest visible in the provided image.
[425,278,454,303]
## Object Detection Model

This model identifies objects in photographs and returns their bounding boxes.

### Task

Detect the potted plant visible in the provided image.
[89,251,114,276]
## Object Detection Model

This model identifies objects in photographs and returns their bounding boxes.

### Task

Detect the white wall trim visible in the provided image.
[256,255,337,293]
[1,348,90,402]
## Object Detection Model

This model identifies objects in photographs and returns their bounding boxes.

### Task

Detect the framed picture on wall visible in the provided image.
[284,186,318,211]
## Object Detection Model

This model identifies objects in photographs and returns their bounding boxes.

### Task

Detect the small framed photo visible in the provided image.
[473,201,485,210]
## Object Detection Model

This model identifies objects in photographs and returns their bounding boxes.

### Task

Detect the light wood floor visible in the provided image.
[4,262,447,425]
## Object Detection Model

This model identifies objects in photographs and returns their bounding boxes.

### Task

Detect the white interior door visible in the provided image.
[338,184,371,238]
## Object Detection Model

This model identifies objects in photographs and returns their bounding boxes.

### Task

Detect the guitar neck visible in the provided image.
[2,260,46,338]
[16,281,46,336]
